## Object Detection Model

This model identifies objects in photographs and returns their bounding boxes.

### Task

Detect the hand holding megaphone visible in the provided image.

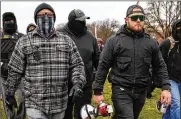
[93,95,104,104]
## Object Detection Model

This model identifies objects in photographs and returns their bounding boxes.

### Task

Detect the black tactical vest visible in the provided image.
[1,34,19,78]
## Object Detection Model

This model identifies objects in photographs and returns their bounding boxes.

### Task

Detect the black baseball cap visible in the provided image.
[126,5,145,17]
[68,9,90,21]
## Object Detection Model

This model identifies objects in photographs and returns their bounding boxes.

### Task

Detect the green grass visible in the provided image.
[0,81,163,119]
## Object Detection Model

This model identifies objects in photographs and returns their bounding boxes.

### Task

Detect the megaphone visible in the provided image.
[80,101,113,119]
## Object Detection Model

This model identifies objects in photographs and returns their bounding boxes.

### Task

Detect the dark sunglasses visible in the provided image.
[129,15,145,21]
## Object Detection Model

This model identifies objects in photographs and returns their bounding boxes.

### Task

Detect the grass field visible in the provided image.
[0,81,163,119]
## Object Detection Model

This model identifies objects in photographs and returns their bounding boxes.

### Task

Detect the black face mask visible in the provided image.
[3,22,17,34]
[68,20,86,36]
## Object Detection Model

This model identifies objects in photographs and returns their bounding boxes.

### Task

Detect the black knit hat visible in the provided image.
[126,5,145,17]
[34,3,56,24]
[68,9,90,21]
[2,12,17,31]
[3,12,16,23]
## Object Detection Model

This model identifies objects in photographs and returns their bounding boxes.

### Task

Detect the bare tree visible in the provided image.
[87,18,120,41]
[144,1,181,40]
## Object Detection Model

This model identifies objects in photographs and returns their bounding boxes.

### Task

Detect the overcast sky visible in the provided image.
[1,1,147,34]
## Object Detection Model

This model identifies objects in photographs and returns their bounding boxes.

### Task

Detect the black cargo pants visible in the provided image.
[112,85,147,119]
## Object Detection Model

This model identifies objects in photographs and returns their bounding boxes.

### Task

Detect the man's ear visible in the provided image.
[125,17,129,23]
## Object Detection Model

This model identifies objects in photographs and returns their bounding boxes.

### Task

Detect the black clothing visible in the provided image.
[57,23,99,119]
[172,19,181,42]
[2,12,17,34]
[1,12,24,119]
[93,24,170,95]
[1,32,24,79]
[58,24,100,88]
[112,85,146,119]
[159,20,181,83]
[160,19,181,83]
[68,20,86,36]
[93,24,170,119]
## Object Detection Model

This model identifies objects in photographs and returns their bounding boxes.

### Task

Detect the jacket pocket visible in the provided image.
[56,45,69,59]
[117,57,131,70]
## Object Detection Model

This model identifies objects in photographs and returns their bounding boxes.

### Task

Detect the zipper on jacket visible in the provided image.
[132,36,136,94]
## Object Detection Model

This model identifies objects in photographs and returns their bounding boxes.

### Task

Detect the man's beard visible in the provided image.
[128,22,143,32]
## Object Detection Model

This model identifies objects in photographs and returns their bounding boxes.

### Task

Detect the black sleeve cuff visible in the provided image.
[94,89,103,95]
[162,84,171,91]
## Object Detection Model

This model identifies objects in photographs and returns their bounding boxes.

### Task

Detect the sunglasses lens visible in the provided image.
[130,15,145,21]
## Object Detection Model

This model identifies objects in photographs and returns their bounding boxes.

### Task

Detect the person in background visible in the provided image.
[0,12,24,119]
[160,19,181,119]
[97,38,104,53]
[57,9,100,119]
[5,3,86,119]
[26,23,36,33]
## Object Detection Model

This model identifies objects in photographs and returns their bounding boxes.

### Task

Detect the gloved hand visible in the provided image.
[69,84,83,103]
[5,93,18,110]
[1,63,8,76]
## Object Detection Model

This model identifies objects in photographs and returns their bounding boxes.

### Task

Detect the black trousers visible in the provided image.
[112,85,146,119]
[64,87,92,119]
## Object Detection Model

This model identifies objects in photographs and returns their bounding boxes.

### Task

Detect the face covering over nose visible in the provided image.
[36,15,54,38]
[68,20,86,36]
[3,22,17,34]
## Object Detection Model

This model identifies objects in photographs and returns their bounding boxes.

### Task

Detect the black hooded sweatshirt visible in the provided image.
[57,24,100,88]
[160,19,181,83]
[1,12,24,79]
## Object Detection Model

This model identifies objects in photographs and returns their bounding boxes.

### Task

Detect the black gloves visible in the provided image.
[5,93,18,110]
[1,63,8,76]
[69,84,83,103]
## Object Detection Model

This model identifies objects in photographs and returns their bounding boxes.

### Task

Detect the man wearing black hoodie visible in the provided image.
[57,9,100,119]
[0,12,24,118]
[92,5,171,119]
[160,19,181,119]
[1,12,24,83]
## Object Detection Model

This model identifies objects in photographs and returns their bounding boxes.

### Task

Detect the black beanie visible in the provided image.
[2,12,17,31]
[34,3,56,24]
[3,12,17,23]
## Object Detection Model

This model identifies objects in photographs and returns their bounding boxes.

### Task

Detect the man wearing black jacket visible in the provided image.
[0,12,24,118]
[93,5,171,119]
[57,9,100,119]
[160,19,181,119]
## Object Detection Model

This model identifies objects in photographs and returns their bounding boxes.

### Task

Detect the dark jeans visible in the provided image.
[112,85,146,119]
[64,87,92,119]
